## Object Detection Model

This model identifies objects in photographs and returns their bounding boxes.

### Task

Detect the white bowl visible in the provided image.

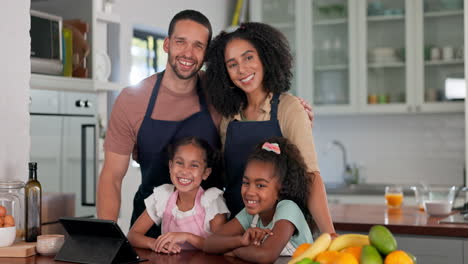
[0,226,16,247]
[36,234,65,255]
[424,200,452,216]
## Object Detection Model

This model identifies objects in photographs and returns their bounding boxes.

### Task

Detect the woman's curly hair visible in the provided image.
[204,22,293,117]
[247,137,312,223]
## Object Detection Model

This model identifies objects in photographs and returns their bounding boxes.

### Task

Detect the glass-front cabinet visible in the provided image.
[360,0,411,113]
[250,0,299,94]
[416,0,464,112]
[311,0,358,113]
[250,0,464,114]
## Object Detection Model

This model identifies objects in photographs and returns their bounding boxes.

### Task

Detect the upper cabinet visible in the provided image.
[30,0,122,92]
[250,0,464,114]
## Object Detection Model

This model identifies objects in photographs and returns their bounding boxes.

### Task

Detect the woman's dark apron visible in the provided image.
[223,93,283,217]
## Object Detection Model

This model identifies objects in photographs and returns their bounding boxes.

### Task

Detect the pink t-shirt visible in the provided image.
[104,74,221,161]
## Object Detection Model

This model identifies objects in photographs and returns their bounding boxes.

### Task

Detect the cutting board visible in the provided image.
[0,242,36,257]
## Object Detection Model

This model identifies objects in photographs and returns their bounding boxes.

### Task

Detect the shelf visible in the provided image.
[424,59,464,66]
[96,12,120,24]
[424,10,463,18]
[269,22,294,29]
[31,74,124,92]
[368,61,405,68]
[367,14,404,22]
[314,64,348,71]
[313,18,347,26]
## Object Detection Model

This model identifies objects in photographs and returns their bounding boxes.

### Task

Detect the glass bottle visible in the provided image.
[25,162,42,242]
[0,181,25,240]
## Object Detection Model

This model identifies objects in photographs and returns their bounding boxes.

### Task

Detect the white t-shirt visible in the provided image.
[144,184,230,233]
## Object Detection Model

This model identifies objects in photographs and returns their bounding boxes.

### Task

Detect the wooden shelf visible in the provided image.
[30,74,123,92]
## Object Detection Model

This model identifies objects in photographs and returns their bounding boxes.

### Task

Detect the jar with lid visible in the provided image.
[0,181,25,240]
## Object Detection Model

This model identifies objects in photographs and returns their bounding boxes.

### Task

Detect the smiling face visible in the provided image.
[164,19,209,80]
[224,38,265,95]
[241,160,280,221]
[169,143,211,194]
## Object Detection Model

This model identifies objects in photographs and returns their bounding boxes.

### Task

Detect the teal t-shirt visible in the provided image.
[235,200,313,247]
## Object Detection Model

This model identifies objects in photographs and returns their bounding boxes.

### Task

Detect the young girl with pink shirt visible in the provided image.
[127,137,229,253]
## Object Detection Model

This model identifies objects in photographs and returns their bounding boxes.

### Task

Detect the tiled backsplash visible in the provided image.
[313,113,465,186]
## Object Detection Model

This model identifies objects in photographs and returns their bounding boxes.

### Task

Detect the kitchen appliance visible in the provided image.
[30,10,63,75]
[30,90,97,218]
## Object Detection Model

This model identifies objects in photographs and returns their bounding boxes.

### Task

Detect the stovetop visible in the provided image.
[440,213,468,224]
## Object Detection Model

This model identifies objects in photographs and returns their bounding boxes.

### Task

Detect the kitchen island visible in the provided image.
[0,247,291,264]
[330,204,468,263]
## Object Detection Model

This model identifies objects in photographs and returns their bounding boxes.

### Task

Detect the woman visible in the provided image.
[205,22,336,236]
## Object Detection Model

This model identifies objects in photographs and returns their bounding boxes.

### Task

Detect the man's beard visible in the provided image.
[168,54,201,80]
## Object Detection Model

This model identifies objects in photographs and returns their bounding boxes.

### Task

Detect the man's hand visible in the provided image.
[240,228,273,246]
[297,97,314,126]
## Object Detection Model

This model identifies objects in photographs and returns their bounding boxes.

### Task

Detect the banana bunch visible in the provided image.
[289,233,370,264]
[328,234,370,251]
[288,233,332,264]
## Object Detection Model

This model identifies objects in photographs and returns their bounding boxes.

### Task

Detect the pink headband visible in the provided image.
[262,142,280,155]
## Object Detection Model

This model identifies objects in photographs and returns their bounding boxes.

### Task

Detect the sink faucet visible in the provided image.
[332,140,350,172]
[331,140,357,184]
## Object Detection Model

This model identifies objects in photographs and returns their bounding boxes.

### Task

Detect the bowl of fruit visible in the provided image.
[0,205,16,247]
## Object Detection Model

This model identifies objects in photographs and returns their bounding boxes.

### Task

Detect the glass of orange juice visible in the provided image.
[385,185,403,208]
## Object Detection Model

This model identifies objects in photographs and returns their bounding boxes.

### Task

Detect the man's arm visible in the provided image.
[97,151,131,220]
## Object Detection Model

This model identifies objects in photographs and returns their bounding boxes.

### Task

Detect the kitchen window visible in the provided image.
[130,30,167,85]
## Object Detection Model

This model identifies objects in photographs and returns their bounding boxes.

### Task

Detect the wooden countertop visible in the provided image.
[0,247,290,264]
[330,204,468,237]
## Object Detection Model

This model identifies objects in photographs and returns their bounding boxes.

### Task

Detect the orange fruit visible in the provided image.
[384,250,414,264]
[315,250,340,264]
[3,215,14,227]
[292,243,311,258]
[340,246,362,262]
[333,252,359,264]
[0,205,6,217]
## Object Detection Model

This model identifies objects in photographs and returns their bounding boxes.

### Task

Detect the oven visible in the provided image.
[30,89,97,218]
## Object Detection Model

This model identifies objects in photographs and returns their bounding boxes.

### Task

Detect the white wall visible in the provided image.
[0,1,30,181]
[114,0,234,84]
[315,114,465,186]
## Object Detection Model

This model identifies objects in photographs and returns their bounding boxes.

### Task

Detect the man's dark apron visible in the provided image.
[223,93,283,217]
[131,71,220,237]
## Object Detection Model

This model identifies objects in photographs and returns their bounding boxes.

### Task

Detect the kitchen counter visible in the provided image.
[325,183,414,195]
[330,204,468,237]
[0,247,290,264]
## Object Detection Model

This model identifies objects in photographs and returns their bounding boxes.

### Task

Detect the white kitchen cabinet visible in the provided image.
[250,0,464,114]
[30,0,122,92]
[396,235,464,264]
[464,240,468,264]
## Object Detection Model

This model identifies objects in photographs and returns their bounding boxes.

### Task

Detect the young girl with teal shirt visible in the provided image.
[204,137,313,263]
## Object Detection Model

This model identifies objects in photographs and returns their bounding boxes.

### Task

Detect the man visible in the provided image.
[97,10,221,237]
[97,9,314,236]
